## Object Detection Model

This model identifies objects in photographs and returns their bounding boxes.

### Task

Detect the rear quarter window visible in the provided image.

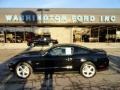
[73,47,90,55]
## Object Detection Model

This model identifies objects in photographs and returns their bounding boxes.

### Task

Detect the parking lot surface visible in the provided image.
[0,47,120,90]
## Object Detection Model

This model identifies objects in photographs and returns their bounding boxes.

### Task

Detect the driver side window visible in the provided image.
[49,47,73,56]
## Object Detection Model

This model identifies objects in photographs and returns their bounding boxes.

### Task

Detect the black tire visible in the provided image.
[15,62,32,79]
[80,62,96,78]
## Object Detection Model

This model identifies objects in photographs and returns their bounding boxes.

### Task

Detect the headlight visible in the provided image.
[7,62,15,67]
[7,58,19,66]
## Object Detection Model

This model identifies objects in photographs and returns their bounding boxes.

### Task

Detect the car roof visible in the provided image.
[50,43,89,49]
[44,43,92,52]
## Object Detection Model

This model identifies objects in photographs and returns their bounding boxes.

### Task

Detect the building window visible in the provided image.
[3,26,35,43]
[73,27,90,42]
[90,27,99,42]
[6,31,15,43]
[107,27,116,42]
[116,27,120,42]
[0,27,4,43]
[99,26,107,42]
[73,26,120,43]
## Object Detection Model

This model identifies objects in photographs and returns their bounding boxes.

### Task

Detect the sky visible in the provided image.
[0,0,120,8]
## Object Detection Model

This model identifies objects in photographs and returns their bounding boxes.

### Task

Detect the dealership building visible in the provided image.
[0,8,120,48]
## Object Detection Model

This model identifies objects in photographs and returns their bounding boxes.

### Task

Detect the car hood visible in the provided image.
[8,50,45,64]
[14,50,44,58]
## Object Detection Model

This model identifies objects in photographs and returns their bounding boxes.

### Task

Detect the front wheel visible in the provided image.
[80,62,96,78]
[15,63,32,79]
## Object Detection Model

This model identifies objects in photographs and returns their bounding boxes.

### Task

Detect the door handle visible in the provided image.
[66,58,72,61]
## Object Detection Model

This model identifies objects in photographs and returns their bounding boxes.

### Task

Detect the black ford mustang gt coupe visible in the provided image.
[8,44,109,79]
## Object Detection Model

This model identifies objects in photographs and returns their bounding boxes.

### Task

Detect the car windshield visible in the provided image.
[40,47,51,56]
[41,45,59,55]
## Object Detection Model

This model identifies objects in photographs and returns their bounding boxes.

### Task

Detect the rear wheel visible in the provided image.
[15,62,32,79]
[80,62,96,78]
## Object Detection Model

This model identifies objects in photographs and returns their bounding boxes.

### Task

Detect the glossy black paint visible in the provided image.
[8,44,109,73]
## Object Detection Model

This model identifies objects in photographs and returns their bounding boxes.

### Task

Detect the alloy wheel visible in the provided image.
[16,63,31,79]
[81,62,96,78]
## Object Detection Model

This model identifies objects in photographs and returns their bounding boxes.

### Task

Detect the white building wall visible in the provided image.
[34,27,71,44]
[49,27,71,43]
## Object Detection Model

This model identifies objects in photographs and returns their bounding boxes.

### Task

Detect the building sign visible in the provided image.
[5,14,117,23]
[5,15,67,23]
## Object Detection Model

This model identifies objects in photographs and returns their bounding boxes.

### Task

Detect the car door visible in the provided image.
[45,46,74,70]
[71,46,92,70]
